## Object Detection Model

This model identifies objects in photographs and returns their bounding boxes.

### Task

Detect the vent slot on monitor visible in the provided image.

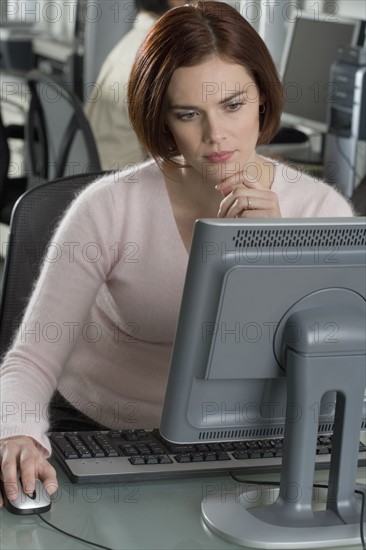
[233,227,366,248]
[198,426,285,441]
[197,420,348,440]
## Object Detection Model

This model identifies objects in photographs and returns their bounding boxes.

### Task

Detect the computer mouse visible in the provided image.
[0,475,51,515]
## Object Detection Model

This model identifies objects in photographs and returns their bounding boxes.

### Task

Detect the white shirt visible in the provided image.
[84,12,157,171]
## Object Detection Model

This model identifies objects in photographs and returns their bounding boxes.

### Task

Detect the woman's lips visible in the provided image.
[203,151,234,163]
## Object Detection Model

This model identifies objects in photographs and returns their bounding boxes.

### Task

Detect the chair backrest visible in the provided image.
[0,108,11,202]
[25,70,101,188]
[0,171,106,359]
[0,107,28,224]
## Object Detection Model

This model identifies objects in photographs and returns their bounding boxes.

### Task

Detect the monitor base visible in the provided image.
[202,485,365,549]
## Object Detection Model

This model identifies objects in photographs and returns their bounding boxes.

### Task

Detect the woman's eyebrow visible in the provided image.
[218,90,247,104]
[168,90,245,111]
[168,102,199,111]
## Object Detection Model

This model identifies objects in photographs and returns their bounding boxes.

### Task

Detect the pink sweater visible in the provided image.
[0,159,353,456]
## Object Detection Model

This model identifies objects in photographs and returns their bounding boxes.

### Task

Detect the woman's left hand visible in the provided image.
[216,172,281,218]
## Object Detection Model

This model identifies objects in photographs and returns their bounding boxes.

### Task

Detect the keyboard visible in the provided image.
[49,429,366,484]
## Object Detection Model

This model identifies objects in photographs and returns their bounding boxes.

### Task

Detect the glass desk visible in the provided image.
[1,460,365,550]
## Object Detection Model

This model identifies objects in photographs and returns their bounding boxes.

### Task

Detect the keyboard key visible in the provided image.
[135,429,149,439]
[122,430,139,441]
[146,456,159,465]
[217,452,231,461]
[221,443,235,452]
[157,455,173,464]
[50,434,79,459]
[135,444,151,455]
[207,443,222,452]
[204,452,218,461]
[232,450,250,460]
[149,445,166,455]
[249,451,262,459]
[233,442,247,451]
[317,446,330,455]
[191,453,204,462]
[262,450,275,458]
[129,456,146,465]
[108,431,123,439]
[195,444,210,453]
[119,444,138,456]
[103,448,119,457]
[175,453,191,463]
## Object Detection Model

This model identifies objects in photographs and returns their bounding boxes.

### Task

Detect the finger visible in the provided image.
[3,479,19,501]
[216,178,243,197]
[239,208,282,218]
[239,175,268,191]
[0,445,20,501]
[233,200,281,217]
[218,188,280,218]
[19,474,37,496]
[216,171,268,196]
[216,183,270,212]
[226,196,274,218]
[218,192,241,218]
[218,188,249,217]
[18,445,39,495]
[218,189,269,218]
[38,461,58,495]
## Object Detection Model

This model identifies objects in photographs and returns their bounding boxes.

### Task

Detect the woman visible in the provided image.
[0,1,352,505]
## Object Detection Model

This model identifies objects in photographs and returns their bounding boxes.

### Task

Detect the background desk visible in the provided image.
[1,462,365,550]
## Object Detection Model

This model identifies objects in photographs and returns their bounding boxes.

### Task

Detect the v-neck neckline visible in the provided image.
[157,164,190,257]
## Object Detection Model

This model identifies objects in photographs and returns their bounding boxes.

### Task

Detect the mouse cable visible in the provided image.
[36,513,114,550]
[229,472,366,550]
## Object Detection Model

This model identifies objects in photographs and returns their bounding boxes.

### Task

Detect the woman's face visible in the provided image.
[165,56,263,185]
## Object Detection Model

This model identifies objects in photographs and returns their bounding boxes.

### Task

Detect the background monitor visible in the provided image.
[160,217,366,548]
[279,12,363,134]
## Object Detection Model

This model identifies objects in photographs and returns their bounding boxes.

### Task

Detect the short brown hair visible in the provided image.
[128,1,284,166]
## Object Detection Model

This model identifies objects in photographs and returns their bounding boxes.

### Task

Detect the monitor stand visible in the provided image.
[202,289,366,549]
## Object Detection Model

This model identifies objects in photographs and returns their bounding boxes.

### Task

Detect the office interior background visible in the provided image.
[0,0,365,281]
[0,4,366,549]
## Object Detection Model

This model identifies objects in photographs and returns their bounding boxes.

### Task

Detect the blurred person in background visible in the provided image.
[85,0,187,171]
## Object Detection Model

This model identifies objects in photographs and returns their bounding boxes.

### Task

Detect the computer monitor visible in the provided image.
[160,217,366,549]
[279,12,363,134]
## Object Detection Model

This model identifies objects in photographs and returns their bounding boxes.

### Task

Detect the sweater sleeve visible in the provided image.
[0,178,118,456]
[318,185,355,217]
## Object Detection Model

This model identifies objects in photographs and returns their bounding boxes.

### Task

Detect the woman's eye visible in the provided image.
[177,111,197,121]
[227,102,244,111]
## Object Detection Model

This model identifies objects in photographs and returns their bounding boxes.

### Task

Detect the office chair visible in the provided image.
[351,174,366,216]
[0,108,27,224]
[25,70,101,187]
[0,171,106,359]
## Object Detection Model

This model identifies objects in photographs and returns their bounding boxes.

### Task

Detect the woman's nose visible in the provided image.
[202,115,226,145]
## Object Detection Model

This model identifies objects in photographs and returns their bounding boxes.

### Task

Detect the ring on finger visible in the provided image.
[247,197,253,210]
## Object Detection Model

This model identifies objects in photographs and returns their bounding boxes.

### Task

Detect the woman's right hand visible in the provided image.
[0,436,58,506]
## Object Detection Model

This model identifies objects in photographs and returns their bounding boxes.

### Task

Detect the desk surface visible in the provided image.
[1,462,365,550]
